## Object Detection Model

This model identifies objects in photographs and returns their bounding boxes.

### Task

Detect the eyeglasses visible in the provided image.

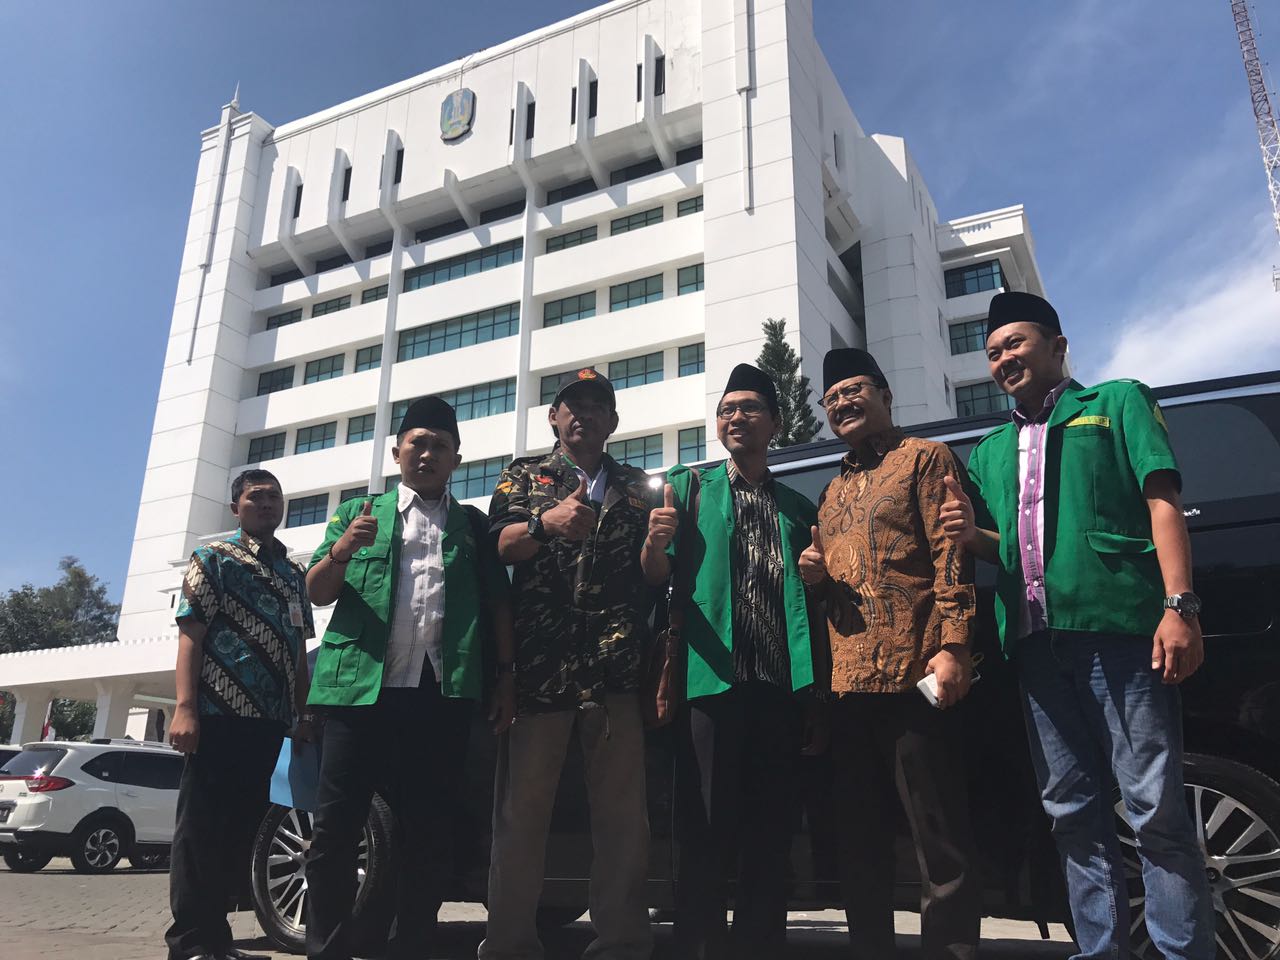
[819,380,883,408]
[716,401,768,420]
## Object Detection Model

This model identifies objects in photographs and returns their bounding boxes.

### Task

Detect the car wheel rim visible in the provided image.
[265,809,369,935]
[1115,783,1280,959]
[85,828,120,868]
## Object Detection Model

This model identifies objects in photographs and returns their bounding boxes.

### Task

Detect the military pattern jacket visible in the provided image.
[489,449,657,713]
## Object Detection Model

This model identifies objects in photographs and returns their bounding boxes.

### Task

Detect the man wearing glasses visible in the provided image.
[799,348,980,960]
[642,363,825,960]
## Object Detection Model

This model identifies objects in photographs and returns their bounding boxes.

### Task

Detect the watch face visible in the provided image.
[1182,593,1203,614]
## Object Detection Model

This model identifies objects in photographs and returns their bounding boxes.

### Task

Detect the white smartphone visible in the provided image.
[917,669,981,707]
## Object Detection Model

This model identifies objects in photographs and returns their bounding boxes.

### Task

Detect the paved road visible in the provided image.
[0,859,1075,959]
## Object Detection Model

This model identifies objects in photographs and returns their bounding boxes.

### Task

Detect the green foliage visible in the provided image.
[756,318,822,447]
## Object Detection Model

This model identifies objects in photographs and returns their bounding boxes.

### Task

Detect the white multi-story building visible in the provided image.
[2,0,1043,743]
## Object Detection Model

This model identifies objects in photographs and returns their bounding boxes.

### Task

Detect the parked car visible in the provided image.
[243,369,1279,959]
[0,738,182,873]
[0,747,21,770]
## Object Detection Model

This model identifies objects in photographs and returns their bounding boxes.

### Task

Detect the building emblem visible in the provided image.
[440,89,476,141]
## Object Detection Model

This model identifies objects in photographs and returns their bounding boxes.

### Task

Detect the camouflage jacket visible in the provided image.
[489,448,657,713]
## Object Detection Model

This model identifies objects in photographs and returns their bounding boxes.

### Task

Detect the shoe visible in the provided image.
[220,950,270,960]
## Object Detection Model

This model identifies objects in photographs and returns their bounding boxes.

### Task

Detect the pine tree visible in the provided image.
[756,318,822,447]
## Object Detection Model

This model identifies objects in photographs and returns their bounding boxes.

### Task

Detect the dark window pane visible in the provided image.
[339,486,369,504]
[676,194,703,216]
[315,253,352,273]
[266,308,302,330]
[607,433,663,469]
[361,285,388,304]
[247,433,286,463]
[608,351,664,390]
[311,295,351,318]
[678,426,705,463]
[545,225,597,253]
[610,206,664,236]
[397,304,520,361]
[347,414,375,444]
[287,493,330,527]
[403,240,523,292]
[677,263,704,294]
[257,367,294,396]
[944,259,1004,299]
[450,456,508,500]
[354,344,382,372]
[955,382,1015,417]
[295,422,337,454]
[678,342,705,376]
[543,291,596,328]
[303,355,344,384]
[949,319,988,356]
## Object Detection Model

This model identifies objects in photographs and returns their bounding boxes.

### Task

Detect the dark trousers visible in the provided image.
[831,692,980,960]
[305,685,473,960]
[673,681,804,960]
[166,716,284,960]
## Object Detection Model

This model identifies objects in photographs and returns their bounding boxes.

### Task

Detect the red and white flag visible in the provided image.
[40,701,54,742]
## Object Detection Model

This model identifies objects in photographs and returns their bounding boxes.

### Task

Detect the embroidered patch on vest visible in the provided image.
[1066,415,1111,429]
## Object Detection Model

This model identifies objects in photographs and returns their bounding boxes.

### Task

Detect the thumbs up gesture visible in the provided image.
[647,483,680,551]
[334,498,379,562]
[939,476,976,545]
[799,524,829,586]
[541,480,596,541]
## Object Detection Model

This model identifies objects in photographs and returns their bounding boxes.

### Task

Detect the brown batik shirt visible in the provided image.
[816,428,975,694]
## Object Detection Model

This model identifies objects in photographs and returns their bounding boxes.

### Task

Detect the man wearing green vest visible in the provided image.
[302,396,514,960]
[940,291,1212,959]
[642,363,825,960]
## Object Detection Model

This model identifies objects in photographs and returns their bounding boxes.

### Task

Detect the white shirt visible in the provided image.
[570,462,608,503]
[382,485,450,688]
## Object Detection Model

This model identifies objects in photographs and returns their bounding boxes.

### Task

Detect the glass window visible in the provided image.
[608,434,663,470]
[0,747,67,777]
[365,238,393,259]
[479,199,526,224]
[609,274,663,312]
[608,352,664,390]
[609,155,663,186]
[303,355,344,384]
[347,414,375,444]
[385,475,400,493]
[393,148,404,184]
[677,195,704,217]
[543,291,596,328]
[678,426,706,463]
[676,144,703,165]
[354,344,382,372]
[677,263,704,295]
[610,206,663,236]
[311,295,351,317]
[266,308,302,330]
[361,284,388,304]
[403,239,523,292]
[539,367,597,405]
[653,55,666,96]
[949,319,989,356]
[415,218,468,245]
[544,225,597,253]
[451,456,507,500]
[315,253,352,273]
[256,367,294,396]
[438,378,518,422]
[247,433,286,463]
[545,178,596,206]
[339,486,368,504]
[80,752,125,782]
[955,382,1015,417]
[944,259,1004,299]
[120,752,182,790]
[270,268,303,287]
[295,422,337,454]
[397,304,520,361]
[287,494,329,528]
[678,343,705,377]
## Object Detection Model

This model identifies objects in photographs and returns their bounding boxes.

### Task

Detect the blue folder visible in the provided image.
[270,738,321,812]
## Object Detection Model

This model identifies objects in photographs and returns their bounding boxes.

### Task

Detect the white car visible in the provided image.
[0,739,182,873]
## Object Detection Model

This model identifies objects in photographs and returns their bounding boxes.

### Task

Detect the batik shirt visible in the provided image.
[726,462,790,688]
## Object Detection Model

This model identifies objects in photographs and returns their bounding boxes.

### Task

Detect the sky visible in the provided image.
[0,0,1277,602]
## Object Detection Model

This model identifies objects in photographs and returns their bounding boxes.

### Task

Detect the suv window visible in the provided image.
[80,751,127,782]
[0,747,67,777]
[120,752,183,790]
[1165,398,1280,511]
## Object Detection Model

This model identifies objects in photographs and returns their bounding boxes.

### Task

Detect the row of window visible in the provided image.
[944,259,1004,299]
[390,378,518,433]
[543,192,702,254]
[538,342,704,404]
[954,381,1015,417]
[266,285,388,331]
[255,344,382,396]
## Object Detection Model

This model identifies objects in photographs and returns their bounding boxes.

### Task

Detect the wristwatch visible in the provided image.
[527,514,550,544]
[1163,592,1203,620]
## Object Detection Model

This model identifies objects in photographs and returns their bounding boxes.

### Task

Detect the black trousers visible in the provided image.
[166,716,284,960]
[831,692,980,960]
[305,685,473,960]
[672,681,804,960]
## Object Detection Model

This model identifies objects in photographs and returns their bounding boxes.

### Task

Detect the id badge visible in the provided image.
[289,600,304,627]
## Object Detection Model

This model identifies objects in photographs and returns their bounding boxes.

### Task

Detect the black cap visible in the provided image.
[552,368,616,408]
[986,291,1061,341]
[822,348,886,394]
[721,363,779,415]
[396,395,460,445]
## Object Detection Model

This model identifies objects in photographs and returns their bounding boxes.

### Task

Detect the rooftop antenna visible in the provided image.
[1230,1,1280,291]
[230,81,241,112]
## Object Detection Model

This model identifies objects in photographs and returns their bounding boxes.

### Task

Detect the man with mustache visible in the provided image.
[939,291,1212,958]
[480,368,656,960]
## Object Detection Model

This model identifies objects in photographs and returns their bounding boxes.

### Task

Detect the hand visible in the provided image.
[799,525,828,586]
[489,675,516,734]
[800,701,829,757]
[939,476,976,546]
[926,646,971,709]
[334,500,378,562]
[540,482,595,541]
[1152,610,1204,684]
[647,484,679,551]
[292,717,319,747]
[169,705,200,754]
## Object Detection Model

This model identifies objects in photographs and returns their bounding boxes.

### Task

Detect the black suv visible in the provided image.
[251,371,1280,959]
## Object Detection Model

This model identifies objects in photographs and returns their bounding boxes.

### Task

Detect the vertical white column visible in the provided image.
[10,691,51,745]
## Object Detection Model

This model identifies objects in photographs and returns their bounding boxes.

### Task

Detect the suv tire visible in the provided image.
[69,816,129,874]
[3,849,53,873]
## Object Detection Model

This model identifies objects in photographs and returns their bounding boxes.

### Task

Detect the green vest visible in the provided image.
[667,462,819,700]
[966,379,1180,654]
[306,490,506,707]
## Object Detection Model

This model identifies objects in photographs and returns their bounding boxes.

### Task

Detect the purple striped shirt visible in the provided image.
[1013,379,1071,637]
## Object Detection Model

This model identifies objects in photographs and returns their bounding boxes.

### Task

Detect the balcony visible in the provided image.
[239,369,381,435]
[535,160,702,234]
[534,210,702,299]
[529,292,703,374]
[245,299,385,368]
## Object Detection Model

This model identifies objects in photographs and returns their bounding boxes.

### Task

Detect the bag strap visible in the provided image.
[666,469,701,634]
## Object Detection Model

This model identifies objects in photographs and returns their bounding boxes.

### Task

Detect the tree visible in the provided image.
[756,318,822,447]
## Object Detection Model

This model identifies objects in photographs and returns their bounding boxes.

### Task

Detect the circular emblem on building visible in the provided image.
[440,88,476,141]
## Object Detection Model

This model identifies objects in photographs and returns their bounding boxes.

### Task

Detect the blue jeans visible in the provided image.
[1016,631,1214,960]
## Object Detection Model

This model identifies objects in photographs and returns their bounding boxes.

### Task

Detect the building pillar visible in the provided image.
[9,691,52,745]
[92,681,135,741]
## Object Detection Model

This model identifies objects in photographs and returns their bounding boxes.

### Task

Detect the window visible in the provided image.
[120,752,182,790]
[311,295,350,318]
[540,367,596,404]
[944,259,1004,299]
[403,239,523,292]
[678,342,705,376]
[361,284,388,304]
[509,108,515,145]
[480,199,526,224]
[266,308,302,330]
[292,183,303,218]
[295,422,337,454]
[949,319,989,356]
[608,351,664,390]
[677,195,703,217]
[304,354,344,384]
[677,263,704,294]
[451,456,507,500]
[341,166,352,203]
[439,377,518,422]
[675,143,703,165]
[589,79,598,118]
[270,268,304,287]
[354,344,382,372]
[545,225,597,253]
[955,382,1015,417]
[256,367,294,396]
[81,752,125,782]
[397,304,520,360]
[365,238,393,259]
[385,475,400,493]
[609,274,663,311]
[608,434,663,469]
[636,63,643,102]
[287,493,329,528]
[415,218,468,245]
[570,86,577,125]
[393,148,404,185]
[610,155,663,186]
[543,291,596,327]
[315,252,351,273]
[546,178,595,206]
[247,433,286,463]
[654,55,666,96]
[347,414,375,444]
[610,206,664,235]
[339,486,368,504]
[679,426,705,463]
[525,101,536,139]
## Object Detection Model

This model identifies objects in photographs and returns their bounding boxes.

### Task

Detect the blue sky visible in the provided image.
[1,0,1277,601]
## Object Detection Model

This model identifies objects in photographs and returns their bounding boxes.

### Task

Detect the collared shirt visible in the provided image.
[176,528,313,725]
[817,428,975,694]
[1012,378,1072,637]
[568,461,609,504]
[725,461,790,688]
[382,485,450,688]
